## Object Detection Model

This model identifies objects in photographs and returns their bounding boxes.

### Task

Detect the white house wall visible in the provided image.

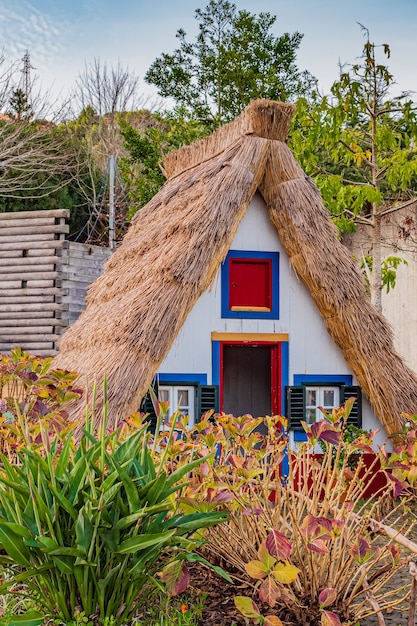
[158,193,387,443]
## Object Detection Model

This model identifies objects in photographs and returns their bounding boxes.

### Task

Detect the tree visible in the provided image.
[290,26,417,311]
[8,88,31,120]
[118,109,208,215]
[0,50,89,210]
[74,59,144,117]
[145,0,316,127]
[0,49,17,113]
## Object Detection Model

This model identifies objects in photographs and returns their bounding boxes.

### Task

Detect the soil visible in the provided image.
[186,562,248,626]
[180,499,417,625]
[185,553,416,626]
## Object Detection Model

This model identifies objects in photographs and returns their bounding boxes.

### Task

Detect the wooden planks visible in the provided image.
[0,210,69,355]
[60,242,112,328]
[0,210,112,356]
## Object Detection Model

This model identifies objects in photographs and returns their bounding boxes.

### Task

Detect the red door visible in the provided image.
[220,342,281,417]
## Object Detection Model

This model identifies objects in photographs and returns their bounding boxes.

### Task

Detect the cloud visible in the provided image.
[0,1,71,78]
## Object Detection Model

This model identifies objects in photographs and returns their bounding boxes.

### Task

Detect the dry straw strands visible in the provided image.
[53,99,417,437]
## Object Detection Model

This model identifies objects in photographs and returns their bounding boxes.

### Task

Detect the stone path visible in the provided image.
[360,500,417,626]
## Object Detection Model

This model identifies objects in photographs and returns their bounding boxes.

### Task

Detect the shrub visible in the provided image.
[0,347,81,459]
[173,406,416,626]
[0,361,229,626]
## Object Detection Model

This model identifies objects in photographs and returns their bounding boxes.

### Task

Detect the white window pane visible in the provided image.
[157,384,195,427]
[323,389,335,407]
[159,389,170,404]
[306,389,316,406]
[305,408,316,424]
[177,389,189,407]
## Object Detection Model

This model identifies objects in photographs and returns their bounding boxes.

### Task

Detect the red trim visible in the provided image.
[219,341,282,415]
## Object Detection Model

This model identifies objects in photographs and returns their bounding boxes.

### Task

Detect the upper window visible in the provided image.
[221,250,279,319]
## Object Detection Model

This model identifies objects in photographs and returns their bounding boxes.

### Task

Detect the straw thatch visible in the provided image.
[53,99,417,438]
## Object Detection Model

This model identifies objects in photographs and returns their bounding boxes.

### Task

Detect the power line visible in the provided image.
[20,50,35,101]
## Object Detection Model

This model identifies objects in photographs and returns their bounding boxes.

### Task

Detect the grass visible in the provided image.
[0,591,208,626]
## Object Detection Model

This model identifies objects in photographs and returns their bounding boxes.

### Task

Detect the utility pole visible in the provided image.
[108,155,116,250]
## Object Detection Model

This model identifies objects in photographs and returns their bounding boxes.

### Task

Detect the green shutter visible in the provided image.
[286,386,305,431]
[198,385,219,420]
[140,379,159,431]
[341,385,362,427]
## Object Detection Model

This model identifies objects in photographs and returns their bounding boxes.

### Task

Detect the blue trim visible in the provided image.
[294,431,308,442]
[280,342,290,477]
[212,341,220,386]
[221,250,279,319]
[157,373,207,385]
[293,374,353,386]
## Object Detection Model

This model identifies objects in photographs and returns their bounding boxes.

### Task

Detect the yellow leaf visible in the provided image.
[234,596,261,620]
[264,616,284,626]
[258,540,277,569]
[408,464,417,485]
[245,560,268,580]
[272,561,300,584]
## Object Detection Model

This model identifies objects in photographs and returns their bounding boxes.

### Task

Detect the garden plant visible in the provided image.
[2,351,417,626]
[167,405,417,625]
[0,352,230,626]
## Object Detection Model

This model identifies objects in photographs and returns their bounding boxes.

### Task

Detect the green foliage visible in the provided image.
[290,28,417,305]
[145,0,316,127]
[118,110,208,215]
[7,89,31,121]
[0,356,229,626]
[318,420,373,470]
[360,254,408,295]
[0,421,227,625]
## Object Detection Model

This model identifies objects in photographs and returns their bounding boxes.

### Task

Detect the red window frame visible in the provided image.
[229,257,272,311]
[219,341,282,415]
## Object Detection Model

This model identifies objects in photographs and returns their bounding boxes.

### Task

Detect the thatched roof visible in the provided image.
[53,99,417,438]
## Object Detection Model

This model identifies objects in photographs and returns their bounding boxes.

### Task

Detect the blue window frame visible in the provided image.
[221,250,279,319]
[287,374,362,439]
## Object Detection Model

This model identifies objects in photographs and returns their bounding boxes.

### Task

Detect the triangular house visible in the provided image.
[53,99,417,442]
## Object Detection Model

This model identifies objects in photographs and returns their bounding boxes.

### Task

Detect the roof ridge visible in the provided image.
[162,99,294,179]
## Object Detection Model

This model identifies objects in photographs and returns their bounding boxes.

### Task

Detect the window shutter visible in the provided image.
[198,385,219,420]
[341,385,362,427]
[140,379,159,431]
[286,386,305,431]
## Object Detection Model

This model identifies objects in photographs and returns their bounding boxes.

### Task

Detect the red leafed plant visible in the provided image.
[176,404,417,625]
[0,346,82,457]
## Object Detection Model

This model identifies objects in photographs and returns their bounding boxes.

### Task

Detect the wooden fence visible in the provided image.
[0,210,112,356]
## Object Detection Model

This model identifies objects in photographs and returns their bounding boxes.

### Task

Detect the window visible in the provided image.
[304,386,340,425]
[287,382,362,431]
[140,379,219,432]
[221,250,279,319]
[229,258,272,311]
[158,385,195,426]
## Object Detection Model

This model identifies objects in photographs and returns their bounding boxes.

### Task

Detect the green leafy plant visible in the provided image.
[0,400,228,626]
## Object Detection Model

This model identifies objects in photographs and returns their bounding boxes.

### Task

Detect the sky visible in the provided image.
[1,0,417,111]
